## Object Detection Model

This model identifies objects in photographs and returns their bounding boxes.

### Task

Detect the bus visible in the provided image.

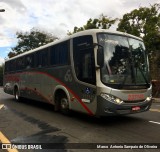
[3,29,152,116]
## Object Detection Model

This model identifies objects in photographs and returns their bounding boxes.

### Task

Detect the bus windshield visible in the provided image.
[97,33,150,89]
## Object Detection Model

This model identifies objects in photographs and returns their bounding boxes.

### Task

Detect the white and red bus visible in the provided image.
[3,29,152,116]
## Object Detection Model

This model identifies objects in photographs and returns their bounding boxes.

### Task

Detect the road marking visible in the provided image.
[0,131,19,152]
[149,121,160,125]
[0,104,4,110]
[150,108,160,113]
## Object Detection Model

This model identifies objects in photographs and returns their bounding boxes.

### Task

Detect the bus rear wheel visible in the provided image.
[14,87,21,102]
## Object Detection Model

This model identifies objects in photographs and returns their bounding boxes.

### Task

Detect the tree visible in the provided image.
[117,3,160,52]
[117,3,160,79]
[68,14,118,35]
[9,28,58,58]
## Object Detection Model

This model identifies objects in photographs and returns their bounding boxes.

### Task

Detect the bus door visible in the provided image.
[72,36,97,114]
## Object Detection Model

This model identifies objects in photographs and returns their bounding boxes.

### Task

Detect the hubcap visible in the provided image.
[61,98,68,110]
[15,91,19,100]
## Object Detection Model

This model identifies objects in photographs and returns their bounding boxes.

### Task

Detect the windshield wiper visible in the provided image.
[119,75,128,88]
[138,66,150,86]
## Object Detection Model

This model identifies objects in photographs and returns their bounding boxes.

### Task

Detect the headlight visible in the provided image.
[115,98,123,104]
[146,96,152,102]
[100,93,123,105]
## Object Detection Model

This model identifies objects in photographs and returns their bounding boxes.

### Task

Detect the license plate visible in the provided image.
[128,94,144,101]
[132,106,140,111]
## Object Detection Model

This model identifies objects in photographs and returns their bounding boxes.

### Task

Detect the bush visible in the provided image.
[152,80,160,97]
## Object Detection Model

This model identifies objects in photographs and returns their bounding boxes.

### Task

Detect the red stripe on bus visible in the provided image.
[11,71,94,116]
[34,71,94,116]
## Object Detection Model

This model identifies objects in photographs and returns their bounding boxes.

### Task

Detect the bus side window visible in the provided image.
[35,49,48,68]
[17,57,25,71]
[25,54,34,69]
[73,35,96,85]
[10,59,16,72]
[5,62,9,73]
[50,45,57,65]
[59,41,69,64]
[50,41,69,66]
[36,51,42,68]
[41,49,49,67]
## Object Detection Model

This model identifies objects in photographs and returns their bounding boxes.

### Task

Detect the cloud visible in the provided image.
[0,0,27,12]
[0,0,159,59]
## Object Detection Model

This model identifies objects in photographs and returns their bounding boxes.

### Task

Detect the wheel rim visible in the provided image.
[60,98,69,110]
[15,90,19,100]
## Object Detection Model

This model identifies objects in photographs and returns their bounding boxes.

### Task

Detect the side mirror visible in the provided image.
[97,47,104,67]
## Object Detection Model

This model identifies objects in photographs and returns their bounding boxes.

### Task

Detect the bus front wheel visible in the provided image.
[60,96,70,115]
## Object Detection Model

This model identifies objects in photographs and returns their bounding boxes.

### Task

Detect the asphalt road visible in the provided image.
[0,87,160,152]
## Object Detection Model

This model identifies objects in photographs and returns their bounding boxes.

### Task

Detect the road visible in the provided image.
[0,87,160,152]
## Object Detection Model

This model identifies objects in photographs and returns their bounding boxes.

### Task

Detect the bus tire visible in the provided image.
[14,87,21,102]
[60,97,70,115]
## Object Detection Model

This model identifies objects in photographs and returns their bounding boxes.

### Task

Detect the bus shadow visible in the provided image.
[10,97,145,127]
[10,97,55,112]
[69,111,145,127]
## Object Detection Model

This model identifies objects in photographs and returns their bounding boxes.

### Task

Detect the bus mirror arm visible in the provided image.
[93,43,104,68]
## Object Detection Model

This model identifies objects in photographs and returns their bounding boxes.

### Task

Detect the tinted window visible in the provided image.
[41,49,49,67]
[25,54,34,69]
[5,62,9,72]
[36,48,49,68]
[50,41,69,65]
[16,57,25,71]
[10,59,16,71]
[5,60,17,72]
[73,35,96,85]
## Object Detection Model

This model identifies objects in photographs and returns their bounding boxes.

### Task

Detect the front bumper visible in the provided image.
[96,96,152,116]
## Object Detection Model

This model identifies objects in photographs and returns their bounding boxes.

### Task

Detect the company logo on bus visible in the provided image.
[128,94,144,101]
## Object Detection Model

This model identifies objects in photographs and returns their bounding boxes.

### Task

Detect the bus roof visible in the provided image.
[6,29,142,62]
[70,29,142,41]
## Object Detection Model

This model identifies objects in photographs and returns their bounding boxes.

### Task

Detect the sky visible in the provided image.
[0,0,159,65]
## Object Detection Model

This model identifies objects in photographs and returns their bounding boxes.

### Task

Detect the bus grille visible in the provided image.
[123,100,145,104]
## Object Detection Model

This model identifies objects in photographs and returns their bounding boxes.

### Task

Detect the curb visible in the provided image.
[152,98,160,103]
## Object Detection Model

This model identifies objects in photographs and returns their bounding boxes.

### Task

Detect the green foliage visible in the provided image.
[9,28,58,58]
[117,3,160,53]
[68,14,118,35]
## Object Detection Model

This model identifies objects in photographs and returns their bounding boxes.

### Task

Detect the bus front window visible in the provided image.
[97,33,150,89]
